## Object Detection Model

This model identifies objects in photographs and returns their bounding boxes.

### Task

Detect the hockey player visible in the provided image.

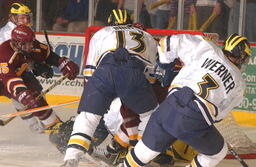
[0,2,56,133]
[86,12,157,150]
[105,54,197,166]
[84,10,184,166]
[123,33,251,167]
[62,9,159,167]
[0,3,32,44]
[0,25,79,151]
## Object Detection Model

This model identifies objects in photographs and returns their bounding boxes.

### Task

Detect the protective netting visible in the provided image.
[216,112,256,159]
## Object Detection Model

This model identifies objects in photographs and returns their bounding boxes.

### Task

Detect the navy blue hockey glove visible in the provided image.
[154,58,177,87]
[33,63,54,79]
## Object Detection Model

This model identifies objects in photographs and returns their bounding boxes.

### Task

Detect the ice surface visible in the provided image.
[0,102,255,167]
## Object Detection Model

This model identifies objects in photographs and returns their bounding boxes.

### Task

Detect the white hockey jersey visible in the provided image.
[158,34,245,123]
[84,25,158,83]
[84,25,158,133]
[0,21,16,44]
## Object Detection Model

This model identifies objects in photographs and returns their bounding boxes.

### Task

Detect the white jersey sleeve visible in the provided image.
[84,25,157,82]
[0,21,16,44]
[83,29,107,79]
[158,34,245,122]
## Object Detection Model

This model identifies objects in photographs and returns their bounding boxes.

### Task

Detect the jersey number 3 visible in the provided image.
[116,31,146,53]
[197,73,219,99]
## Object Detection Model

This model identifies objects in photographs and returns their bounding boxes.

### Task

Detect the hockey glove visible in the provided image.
[33,62,54,79]
[58,57,79,80]
[16,89,39,109]
[154,58,177,87]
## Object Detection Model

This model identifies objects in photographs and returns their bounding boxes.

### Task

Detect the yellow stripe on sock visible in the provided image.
[114,135,130,148]
[68,138,89,150]
[126,151,139,167]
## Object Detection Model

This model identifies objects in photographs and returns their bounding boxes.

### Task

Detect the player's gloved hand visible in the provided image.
[16,89,39,109]
[154,58,177,87]
[33,62,54,79]
[58,57,79,80]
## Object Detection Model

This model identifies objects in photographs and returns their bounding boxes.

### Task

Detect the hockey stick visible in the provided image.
[0,117,16,126]
[44,29,52,49]
[228,144,249,167]
[0,74,69,126]
[0,99,80,119]
[36,74,69,100]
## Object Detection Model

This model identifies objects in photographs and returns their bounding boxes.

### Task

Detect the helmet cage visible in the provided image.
[12,40,34,53]
[9,3,32,26]
[10,13,33,26]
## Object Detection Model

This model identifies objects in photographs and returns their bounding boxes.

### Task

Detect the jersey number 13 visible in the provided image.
[116,31,146,53]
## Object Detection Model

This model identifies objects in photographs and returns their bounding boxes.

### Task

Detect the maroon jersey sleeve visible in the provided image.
[0,41,27,98]
[27,40,51,62]
[28,40,60,67]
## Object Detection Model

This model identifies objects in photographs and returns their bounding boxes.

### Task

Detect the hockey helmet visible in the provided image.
[223,34,251,67]
[11,25,35,52]
[10,3,31,14]
[9,3,32,26]
[107,9,132,26]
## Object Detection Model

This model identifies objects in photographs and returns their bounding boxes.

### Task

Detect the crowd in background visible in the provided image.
[0,0,256,41]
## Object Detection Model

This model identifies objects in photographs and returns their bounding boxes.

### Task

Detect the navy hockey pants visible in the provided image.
[142,87,224,155]
[78,48,158,116]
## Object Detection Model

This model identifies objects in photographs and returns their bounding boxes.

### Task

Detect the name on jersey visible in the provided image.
[113,26,138,31]
[201,58,235,94]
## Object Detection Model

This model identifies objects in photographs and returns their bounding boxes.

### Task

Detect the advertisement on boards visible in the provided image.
[36,34,85,97]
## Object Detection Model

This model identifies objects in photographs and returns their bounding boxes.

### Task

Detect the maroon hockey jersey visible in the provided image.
[0,40,50,98]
